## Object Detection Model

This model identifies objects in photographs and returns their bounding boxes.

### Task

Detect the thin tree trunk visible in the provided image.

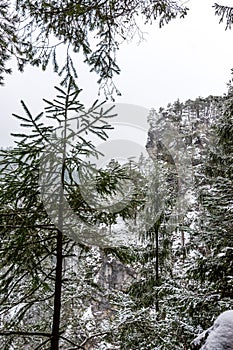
[51,228,63,350]
[155,225,159,313]
[51,163,66,349]
[51,90,69,349]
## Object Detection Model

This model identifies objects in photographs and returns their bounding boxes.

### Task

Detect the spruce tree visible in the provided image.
[192,88,233,299]
[0,78,142,350]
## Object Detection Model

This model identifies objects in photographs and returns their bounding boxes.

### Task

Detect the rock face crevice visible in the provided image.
[82,253,137,349]
[91,255,137,320]
[96,256,137,291]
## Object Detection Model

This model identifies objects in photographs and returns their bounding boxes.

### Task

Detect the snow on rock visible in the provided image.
[191,310,233,350]
[81,306,95,321]
[190,327,213,349]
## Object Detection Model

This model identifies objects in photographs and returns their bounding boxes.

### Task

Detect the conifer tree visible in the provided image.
[0,78,142,350]
[192,88,233,300]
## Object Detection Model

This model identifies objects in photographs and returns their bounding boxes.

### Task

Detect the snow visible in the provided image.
[217,252,226,258]
[201,310,233,350]
[191,327,213,349]
[81,306,95,321]
[191,310,233,350]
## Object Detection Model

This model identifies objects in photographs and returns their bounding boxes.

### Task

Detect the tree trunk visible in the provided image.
[155,225,159,313]
[50,92,68,349]
[51,228,63,350]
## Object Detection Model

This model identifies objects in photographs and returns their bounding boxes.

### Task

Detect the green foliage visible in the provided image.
[214,3,233,30]
[114,92,233,349]
[68,163,145,229]
[0,79,143,349]
[1,1,188,91]
[0,1,19,85]
[193,89,233,298]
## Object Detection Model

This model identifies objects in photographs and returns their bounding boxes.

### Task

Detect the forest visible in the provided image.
[0,1,233,349]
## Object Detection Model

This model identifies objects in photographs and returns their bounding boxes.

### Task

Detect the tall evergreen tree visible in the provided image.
[191,88,233,299]
[0,79,142,350]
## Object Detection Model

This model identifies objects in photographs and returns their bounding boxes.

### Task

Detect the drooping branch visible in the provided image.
[1,0,188,92]
[214,3,233,29]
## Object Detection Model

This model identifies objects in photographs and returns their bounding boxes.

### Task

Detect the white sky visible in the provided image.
[1,0,233,147]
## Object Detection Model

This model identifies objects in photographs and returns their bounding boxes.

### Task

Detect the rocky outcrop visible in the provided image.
[96,255,136,291]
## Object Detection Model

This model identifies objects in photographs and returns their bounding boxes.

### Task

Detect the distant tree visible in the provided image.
[192,87,233,299]
[117,93,233,349]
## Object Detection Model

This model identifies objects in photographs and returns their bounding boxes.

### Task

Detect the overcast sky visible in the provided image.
[1,0,233,147]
